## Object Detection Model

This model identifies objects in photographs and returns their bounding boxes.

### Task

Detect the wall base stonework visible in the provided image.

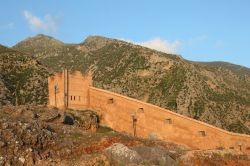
[48,71,250,154]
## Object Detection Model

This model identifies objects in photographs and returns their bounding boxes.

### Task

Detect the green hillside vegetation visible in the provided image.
[0,45,49,106]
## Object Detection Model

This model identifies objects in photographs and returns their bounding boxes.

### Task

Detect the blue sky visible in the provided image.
[1,0,250,67]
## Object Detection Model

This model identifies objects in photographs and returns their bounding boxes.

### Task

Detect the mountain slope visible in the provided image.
[0,44,49,106]
[197,61,250,77]
[9,34,250,134]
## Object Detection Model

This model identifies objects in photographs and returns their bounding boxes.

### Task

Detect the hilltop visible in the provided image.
[1,34,250,135]
[13,34,64,57]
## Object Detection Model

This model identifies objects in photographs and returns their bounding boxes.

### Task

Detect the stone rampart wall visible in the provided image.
[89,87,250,154]
[48,71,250,154]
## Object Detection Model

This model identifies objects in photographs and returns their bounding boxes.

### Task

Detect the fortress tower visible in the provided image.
[48,69,92,109]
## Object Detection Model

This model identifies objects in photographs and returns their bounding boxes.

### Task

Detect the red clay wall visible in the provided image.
[48,71,250,154]
[67,71,92,109]
[48,72,65,108]
[89,87,250,154]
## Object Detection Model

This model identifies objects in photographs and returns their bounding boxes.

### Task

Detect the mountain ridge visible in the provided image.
[12,34,250,68]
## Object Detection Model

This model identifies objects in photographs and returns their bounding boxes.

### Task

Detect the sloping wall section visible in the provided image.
[48,70,250,154]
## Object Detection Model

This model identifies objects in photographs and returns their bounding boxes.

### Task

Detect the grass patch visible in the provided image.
[96,126,113,133]
[68,132,84,140]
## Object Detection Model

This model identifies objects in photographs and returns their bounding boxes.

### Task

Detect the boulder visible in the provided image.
[104,143,142,165]
[63,115,74,125]
[132,145,177,166]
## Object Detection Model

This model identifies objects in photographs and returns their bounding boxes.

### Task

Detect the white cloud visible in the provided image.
[23,10,59,33]
[122,38,181,54]
[139,38,181,54]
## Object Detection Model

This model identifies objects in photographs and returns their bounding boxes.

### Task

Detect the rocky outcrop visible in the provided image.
[132,146,177,165]
[64,109,98,131]
[0,106,100,165]
[104,143,143,165]
[0,106,57,165]
[104,143,178,165]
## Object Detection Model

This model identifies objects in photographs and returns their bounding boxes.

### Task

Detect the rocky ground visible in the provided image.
[0,105,249,166]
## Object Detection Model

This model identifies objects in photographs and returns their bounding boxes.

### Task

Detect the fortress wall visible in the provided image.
[67,71,92,109]
[89,87,250,154]
[48,71,250,154]
[48,72,65,108]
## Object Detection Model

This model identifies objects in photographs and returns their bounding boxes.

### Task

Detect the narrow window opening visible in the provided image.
[229,147,234,149]
[74,96,76,100]
[216,146,224,150]
[246,147,250,150]
[198,131,206,137]
[138,108,144,113]
[79,96,81,101]
[108,98,114,104]
[239,145,242,151]
[70,96,73,101]
[164,118,172,124]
